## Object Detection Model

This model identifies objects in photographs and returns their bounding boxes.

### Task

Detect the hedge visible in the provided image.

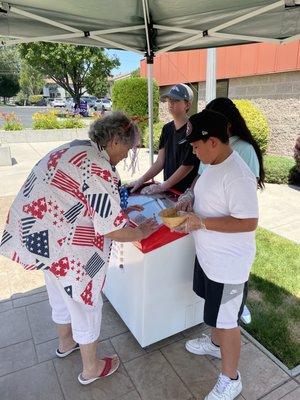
[264,155,298,185]
[112,77,159,139]
[234,99,269,154]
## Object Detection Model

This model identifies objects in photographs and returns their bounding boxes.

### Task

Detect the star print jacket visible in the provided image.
[0,140,126,306]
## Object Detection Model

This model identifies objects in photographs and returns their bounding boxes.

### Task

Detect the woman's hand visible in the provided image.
[175,198,193,212]
[123,205,144,219]
[175,189,194,212]
[137,218,159,239]
[140,183,165,195]
[127,178,144,193]
[173,213,203,233]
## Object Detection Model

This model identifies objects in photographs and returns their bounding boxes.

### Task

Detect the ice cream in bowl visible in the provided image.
[159,207,188,229]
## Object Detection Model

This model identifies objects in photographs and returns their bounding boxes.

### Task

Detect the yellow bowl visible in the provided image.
[159,207,187,229]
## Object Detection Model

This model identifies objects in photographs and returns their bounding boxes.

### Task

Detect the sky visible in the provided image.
[105,49,142,76]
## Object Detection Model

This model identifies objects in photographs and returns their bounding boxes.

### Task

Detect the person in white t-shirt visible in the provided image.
[176,110,259,400]
[177,97,265,324]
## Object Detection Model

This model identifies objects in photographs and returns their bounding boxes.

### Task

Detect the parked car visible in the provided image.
[52,99,66,108]
[65,98,75,111]
[35,98,48,107]
[94,98,112,111]
[82,96,98,109]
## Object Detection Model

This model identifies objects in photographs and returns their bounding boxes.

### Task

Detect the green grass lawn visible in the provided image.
[244,227,300,369]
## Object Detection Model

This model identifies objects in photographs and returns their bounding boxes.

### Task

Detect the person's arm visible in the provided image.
[175,174,199,212]
[162,164,194,190]
[164,140,199,190]
[177,176,259,233]
[130,148,165,192]
[180,214,258,233]
[140,148,165,182]
[105,219,158,242]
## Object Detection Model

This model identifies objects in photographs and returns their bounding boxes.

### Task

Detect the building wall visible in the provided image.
[141,41,300,86]
[229,71,300,99]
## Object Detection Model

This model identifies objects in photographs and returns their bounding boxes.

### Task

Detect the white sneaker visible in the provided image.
[240,305,251,324]
[205,371,242,400]
[185,334,222,359]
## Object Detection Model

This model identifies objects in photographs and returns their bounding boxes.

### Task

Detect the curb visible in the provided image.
[0,128,89,143]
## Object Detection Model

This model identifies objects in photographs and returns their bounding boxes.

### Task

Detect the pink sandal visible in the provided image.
[78,355,120,385]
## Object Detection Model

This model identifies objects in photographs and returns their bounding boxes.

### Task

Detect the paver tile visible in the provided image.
[111,331,146,363]
[26,300,57,344]
[0,307,31,348]
[0,361,64,400]
[125,350,192,400]
[0,339,37,376]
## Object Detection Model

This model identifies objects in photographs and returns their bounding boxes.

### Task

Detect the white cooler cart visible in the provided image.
[104,191,204,347]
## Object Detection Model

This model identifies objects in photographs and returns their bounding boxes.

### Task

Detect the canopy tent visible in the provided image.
[1,1,300,52]
[1,0,300,162]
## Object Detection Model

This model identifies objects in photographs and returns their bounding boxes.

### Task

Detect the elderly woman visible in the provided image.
[0,112,157,384]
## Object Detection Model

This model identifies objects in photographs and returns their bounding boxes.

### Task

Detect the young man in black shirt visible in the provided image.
[130,83,199,194]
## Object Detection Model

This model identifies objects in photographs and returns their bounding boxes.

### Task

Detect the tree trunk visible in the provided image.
[74,93,81,109]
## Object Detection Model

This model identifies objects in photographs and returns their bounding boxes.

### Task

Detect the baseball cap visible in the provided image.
[179,109,229,144]
[161,84,194,102]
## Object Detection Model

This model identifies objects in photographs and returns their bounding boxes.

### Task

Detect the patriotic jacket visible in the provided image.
[0,140,126,307]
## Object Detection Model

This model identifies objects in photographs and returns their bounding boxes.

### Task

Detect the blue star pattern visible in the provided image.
[25,230,50,258]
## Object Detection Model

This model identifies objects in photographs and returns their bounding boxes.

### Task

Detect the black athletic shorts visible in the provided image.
[193,257,248,329]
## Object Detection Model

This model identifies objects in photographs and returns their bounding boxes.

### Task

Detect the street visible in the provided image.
[0,106,50,128]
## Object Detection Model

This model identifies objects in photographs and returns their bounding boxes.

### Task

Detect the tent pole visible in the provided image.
[205,48,216,105]
[147,62,154,166]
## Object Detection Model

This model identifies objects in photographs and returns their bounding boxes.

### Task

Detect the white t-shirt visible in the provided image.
[193,151,259,284]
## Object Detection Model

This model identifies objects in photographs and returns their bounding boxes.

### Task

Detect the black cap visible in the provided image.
[180,109,228,144]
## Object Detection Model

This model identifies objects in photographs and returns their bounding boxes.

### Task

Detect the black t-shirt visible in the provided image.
[159,121,199,193]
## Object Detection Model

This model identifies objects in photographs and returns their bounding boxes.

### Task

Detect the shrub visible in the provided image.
[112,77,159,133]
[60,116,84,129]
[233,99,269,154]
[32,110,61,129]
[15,91,27,106]
[28,95,43,105]
[264,155,296,185]
[143,121,165,152]
[294,135,300,171]
[0,112,23,131]
[289,136,300,185]
[32,110,85,129]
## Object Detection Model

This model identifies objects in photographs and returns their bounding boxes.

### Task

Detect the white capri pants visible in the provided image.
[44,271,103,345]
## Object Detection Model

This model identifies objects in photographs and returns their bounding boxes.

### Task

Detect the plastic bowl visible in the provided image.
[159,207,188,229]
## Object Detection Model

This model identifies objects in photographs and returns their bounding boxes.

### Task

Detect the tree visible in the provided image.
[0,75,20,102]
[19,43,119,107]
[0,47,20,103]
[85,77,109,99]
[19,59,44,98]
[0,47,20,76]
[130,68,140,77]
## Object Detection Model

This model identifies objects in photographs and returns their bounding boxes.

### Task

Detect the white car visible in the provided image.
[94,98,112,111]
[52,99,66,108]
